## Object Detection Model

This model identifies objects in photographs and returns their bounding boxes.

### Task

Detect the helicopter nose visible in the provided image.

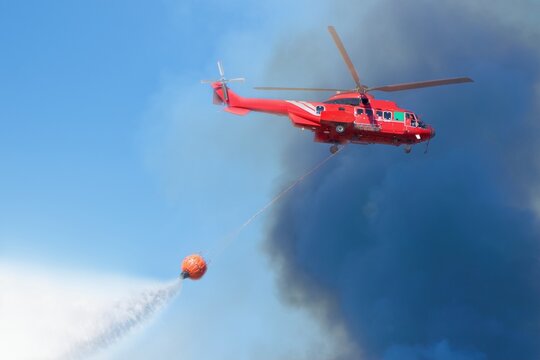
[430,127,436,139]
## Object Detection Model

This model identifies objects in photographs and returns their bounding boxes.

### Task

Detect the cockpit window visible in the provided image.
[323,98,361,106]
[406,112,416,120]
[406,113,417,127]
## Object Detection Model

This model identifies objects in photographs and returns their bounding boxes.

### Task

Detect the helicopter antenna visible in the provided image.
[424,138,431,154]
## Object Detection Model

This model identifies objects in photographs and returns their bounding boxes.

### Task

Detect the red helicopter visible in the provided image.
[203,26,473,154]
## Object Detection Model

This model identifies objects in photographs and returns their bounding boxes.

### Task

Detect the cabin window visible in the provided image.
[394,111,404,122]
[376,110,383,120]
[356,108,364,115]
[383,111,392,120]
[365,109,374,117]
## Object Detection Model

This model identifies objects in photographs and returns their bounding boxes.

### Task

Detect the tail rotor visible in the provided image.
[201,61,244,104]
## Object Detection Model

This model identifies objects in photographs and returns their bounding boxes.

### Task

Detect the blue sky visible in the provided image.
[0,1,353,359]
[0,0,326,273]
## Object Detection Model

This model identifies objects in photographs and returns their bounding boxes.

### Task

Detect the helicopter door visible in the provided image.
[394,111,404,132]
[354,107,368,124]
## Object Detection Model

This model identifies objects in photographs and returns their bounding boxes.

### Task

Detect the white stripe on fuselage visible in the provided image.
[299,101,316,111]
[286,100,319,116]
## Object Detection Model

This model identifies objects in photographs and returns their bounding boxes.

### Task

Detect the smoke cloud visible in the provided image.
[264,1,540,359]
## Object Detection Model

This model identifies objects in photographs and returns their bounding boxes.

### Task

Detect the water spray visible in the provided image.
[61,280,182,359]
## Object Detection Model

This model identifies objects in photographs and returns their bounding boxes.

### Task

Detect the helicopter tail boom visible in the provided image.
[211,81,290,116]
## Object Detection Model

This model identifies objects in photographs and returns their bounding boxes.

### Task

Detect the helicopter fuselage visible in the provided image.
[213,82,435,149]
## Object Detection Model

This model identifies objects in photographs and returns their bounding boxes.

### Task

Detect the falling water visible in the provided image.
[61,279,182,360]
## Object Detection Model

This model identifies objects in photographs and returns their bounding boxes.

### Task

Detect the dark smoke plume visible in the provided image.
[264,1,540,359]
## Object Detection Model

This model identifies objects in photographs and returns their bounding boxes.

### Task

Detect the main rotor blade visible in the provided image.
[328,26,362,89]
[228,77,245,82]
[254,86,352,92]
[367,77,474,92]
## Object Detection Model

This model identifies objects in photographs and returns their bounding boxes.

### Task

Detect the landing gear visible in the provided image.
[404,144,412,154]
[330,144,339,154]
[335,124,346,134]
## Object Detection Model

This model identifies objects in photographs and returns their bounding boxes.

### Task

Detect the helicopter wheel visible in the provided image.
[404,145,412,154]
[330,144,339,154]
[335,124,346,134]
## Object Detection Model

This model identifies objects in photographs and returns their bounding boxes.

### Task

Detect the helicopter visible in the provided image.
[203,26,473,154]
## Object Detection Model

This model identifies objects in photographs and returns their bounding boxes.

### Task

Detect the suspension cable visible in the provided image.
[207,146,345,260]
